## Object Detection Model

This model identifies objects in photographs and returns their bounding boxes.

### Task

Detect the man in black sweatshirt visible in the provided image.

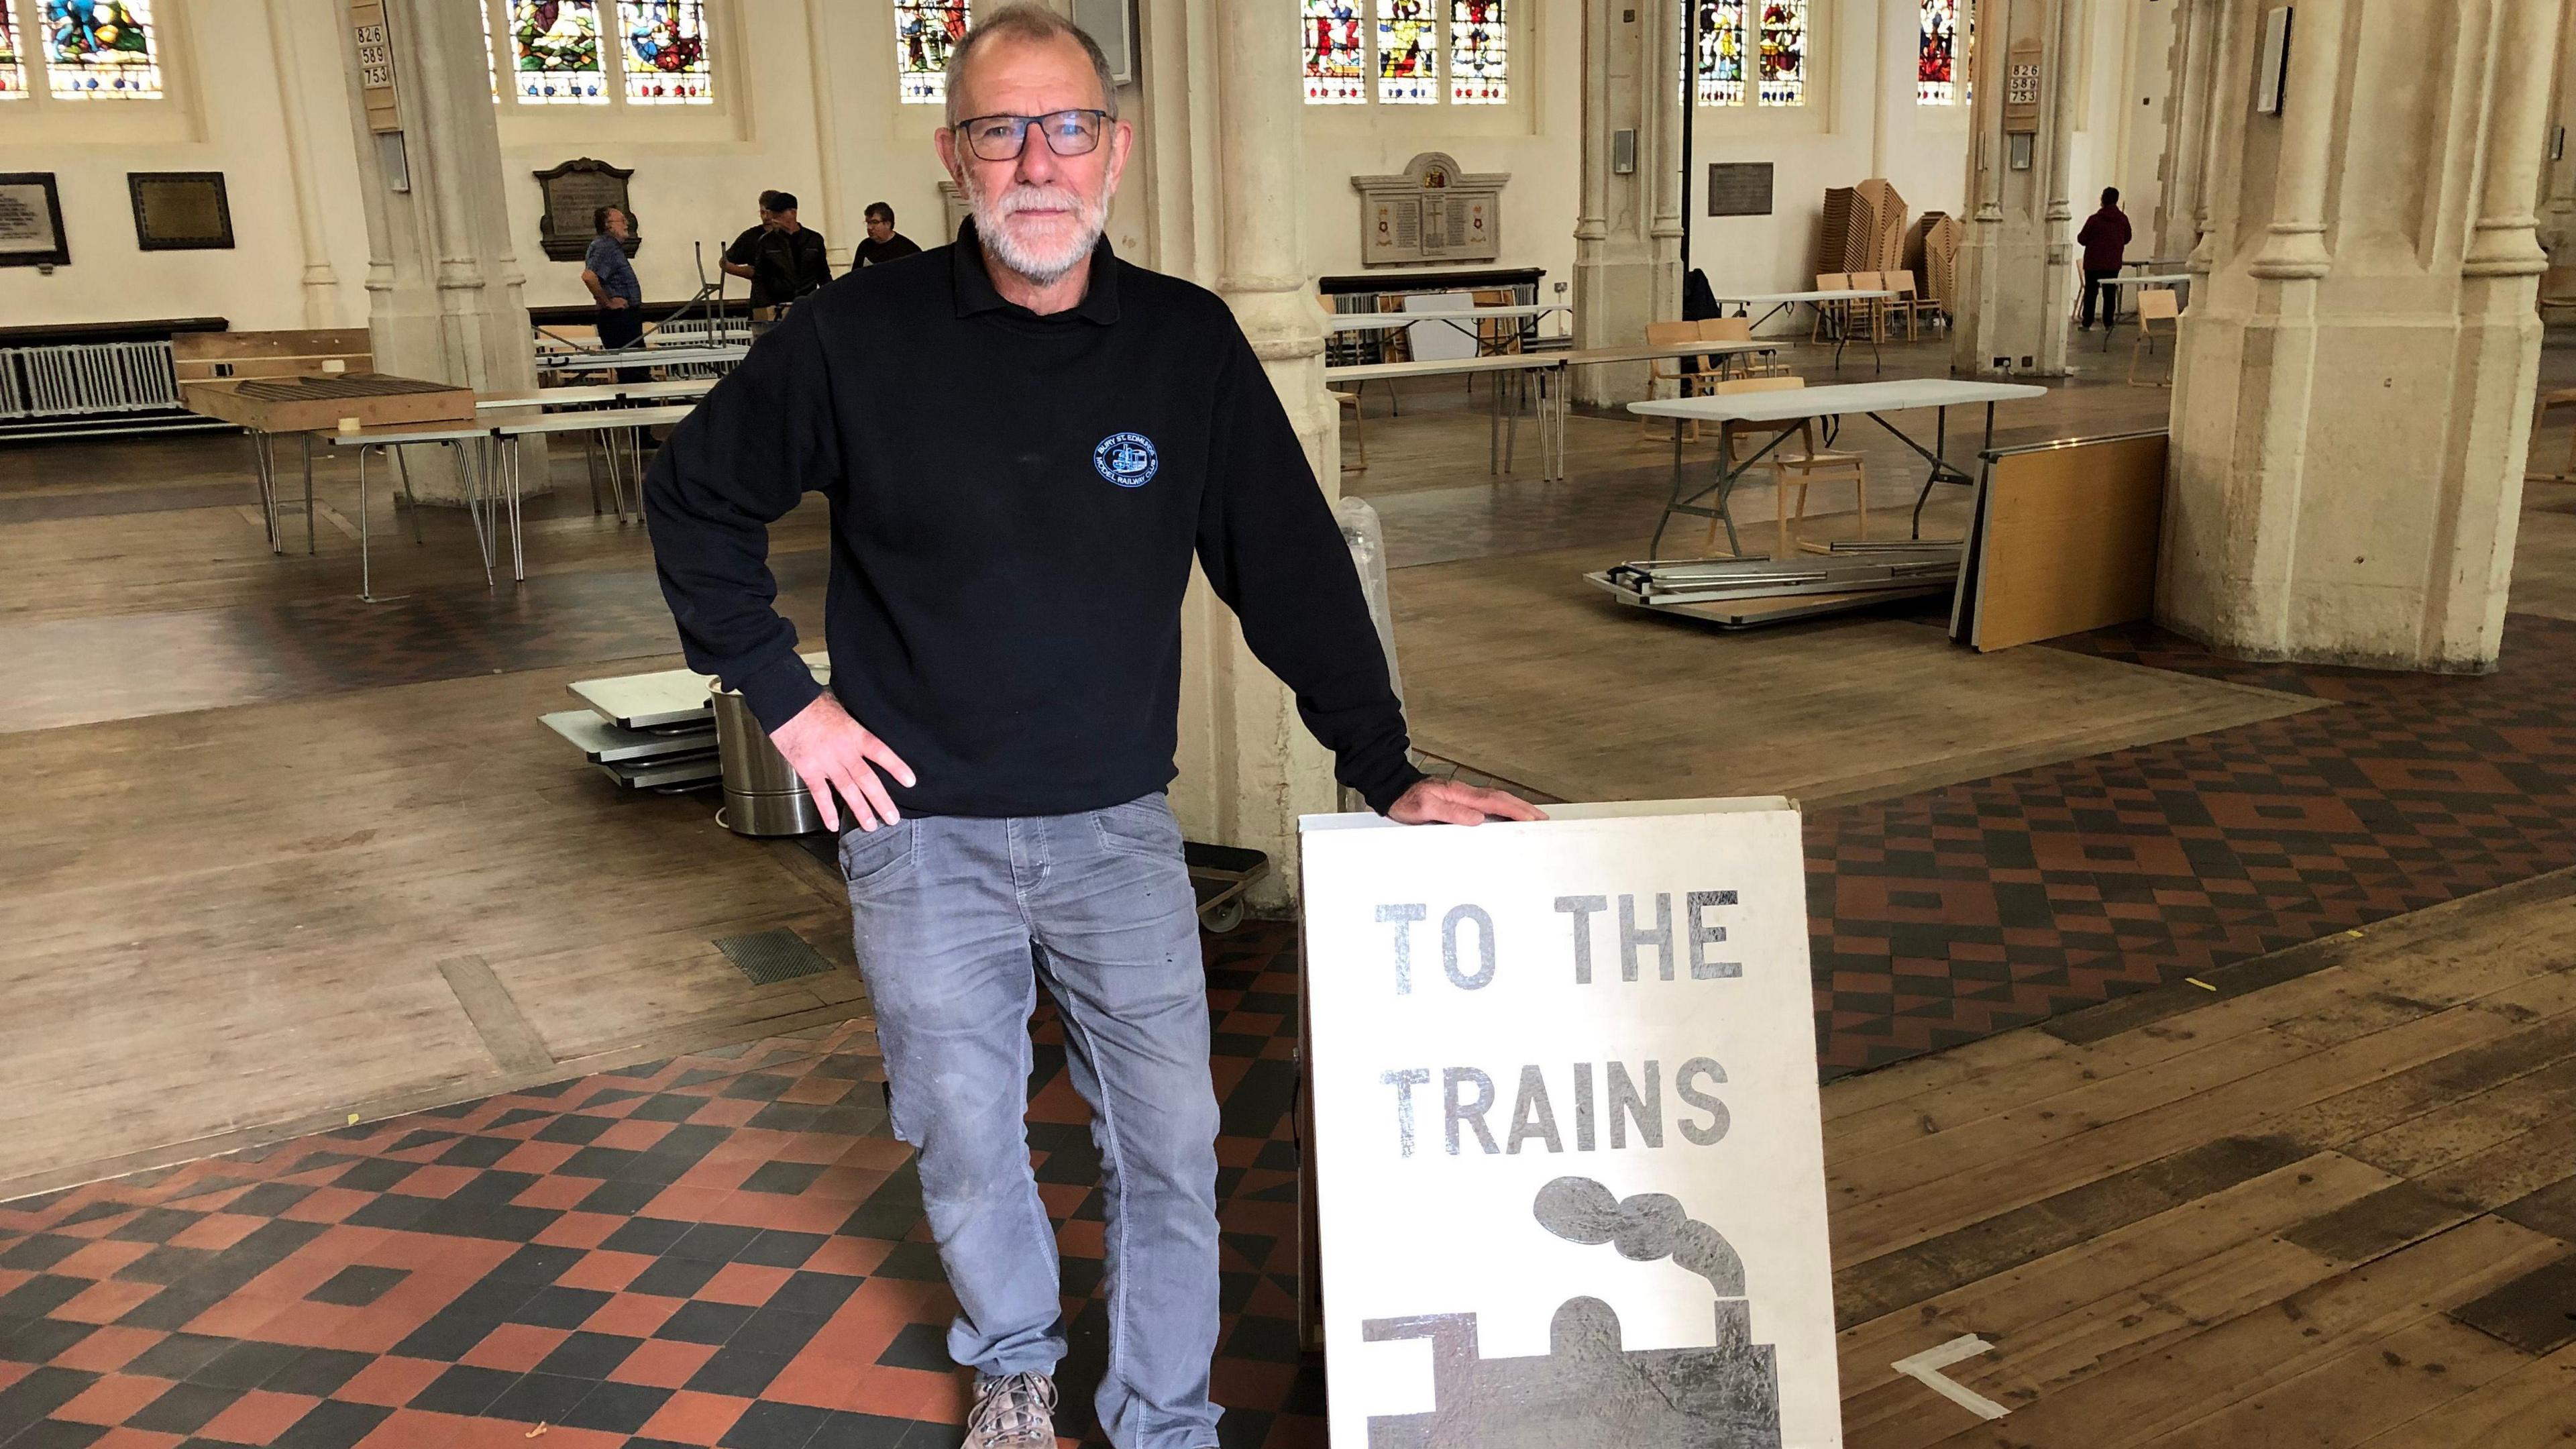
[642,9,1534,1448]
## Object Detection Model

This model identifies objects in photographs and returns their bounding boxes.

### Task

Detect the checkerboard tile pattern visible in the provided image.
[0,929,1318,1449]
[1806,612,2576,1075]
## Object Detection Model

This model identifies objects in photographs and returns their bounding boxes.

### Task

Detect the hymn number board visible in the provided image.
[350,0,400,134]
[1354,152,1509,267]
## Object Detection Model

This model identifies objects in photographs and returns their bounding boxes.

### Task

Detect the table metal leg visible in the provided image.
[1650,419,1793,558]
[458,438,496,587]
[508,438,527,580]
[249,430,282,554]
[354,445,409,604]
[299,434,317,555]
[584,426,606,515]
[394,445,423,544]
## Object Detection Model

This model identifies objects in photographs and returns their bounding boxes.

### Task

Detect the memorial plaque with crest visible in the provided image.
[535,158,638,263]
[1353,152,1508,267]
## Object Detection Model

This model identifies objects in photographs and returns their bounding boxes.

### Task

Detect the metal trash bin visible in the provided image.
[711,683,823,837]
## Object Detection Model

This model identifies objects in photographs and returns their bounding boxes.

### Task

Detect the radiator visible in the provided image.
[0,340,183,421]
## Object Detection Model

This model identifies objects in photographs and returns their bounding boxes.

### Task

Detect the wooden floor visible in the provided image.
[0,660,861,1199]
[1389,536,2320,810]
[1826,865,2576,1447]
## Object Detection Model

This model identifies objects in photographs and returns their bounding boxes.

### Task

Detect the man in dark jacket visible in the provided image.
[2076,186,2133,330]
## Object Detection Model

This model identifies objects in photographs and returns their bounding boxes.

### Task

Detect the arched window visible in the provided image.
[40,0,162,101]
[618,0,710,104]
[507,0,606,105]
[1448,0,1506,105]
[0,3,24,98]
[894,1,969,106]
[1919,0,1960,104]
[1304,0,1507,107]
[1696,0,1805,108]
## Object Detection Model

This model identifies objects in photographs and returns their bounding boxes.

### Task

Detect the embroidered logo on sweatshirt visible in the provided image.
[1093,432,1159,488]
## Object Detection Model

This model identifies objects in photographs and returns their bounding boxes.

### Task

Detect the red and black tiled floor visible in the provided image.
[0,931,1312,1449]
[12,613,2576,1444]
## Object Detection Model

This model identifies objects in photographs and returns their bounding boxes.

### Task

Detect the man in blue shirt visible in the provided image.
[581,205,645,363]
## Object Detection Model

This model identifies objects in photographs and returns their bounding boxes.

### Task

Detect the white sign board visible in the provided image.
[1300,798,1841,1449]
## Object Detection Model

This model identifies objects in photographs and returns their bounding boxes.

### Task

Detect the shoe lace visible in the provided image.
[973,1372,1058,1442]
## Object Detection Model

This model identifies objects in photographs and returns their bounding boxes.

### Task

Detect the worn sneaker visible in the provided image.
[965,1371,1058,1449]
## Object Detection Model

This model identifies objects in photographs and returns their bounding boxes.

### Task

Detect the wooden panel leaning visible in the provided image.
[1954,431,2169,652]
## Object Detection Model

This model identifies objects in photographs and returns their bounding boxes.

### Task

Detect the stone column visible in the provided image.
[266,0,341,329]
[1164,0,1342,908]
[2154,0,2218,262]
[2160,0,2561,672]
[336,0,539,500]
[1572,0,1683,405]
[1949,0,2080,376]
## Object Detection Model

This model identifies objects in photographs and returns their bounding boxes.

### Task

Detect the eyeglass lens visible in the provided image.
[962,110,1104,162]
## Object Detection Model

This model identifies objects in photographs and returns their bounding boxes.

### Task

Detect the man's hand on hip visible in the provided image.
[767,692,917,833]
[1387,777,1548,826]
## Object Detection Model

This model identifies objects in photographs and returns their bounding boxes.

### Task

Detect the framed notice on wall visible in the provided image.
[0,173,70,268]
[1299,798,1843,1448]
[129,172,235,251]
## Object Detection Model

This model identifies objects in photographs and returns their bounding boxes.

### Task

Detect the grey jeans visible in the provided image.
[839,793,1220,1449]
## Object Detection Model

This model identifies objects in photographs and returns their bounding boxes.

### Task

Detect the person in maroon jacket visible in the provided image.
[2077,187,2133,330]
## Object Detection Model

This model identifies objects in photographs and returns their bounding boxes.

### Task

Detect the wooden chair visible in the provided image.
[1887,274,1937,339]
[1643,319,1716,442]
[2528,386,2576,484]
[1696,317,1785,379]
[1702,376,1869,558]
[1318,293,1393,434]
[1332,388,1368,471]
[1848,272,1886,343]
[2129,288,2182,387]
[1811,274,1851,343]
[2538,266,2576,323]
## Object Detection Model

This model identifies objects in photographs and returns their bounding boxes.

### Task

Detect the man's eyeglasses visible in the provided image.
[954,109,1110,162]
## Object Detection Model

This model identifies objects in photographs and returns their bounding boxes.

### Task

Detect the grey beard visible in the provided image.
[968,183,1108,286]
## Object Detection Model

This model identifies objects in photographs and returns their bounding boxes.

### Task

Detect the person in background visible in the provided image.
[855,201,923,266]
[2077,186,2133,331]
[580,205,648,382]
[723,189,832,331]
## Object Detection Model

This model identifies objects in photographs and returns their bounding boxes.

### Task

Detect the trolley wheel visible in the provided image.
[1202,897,1247,934]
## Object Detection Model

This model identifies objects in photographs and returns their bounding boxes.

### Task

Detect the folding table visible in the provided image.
[1627,378,2049,556]
[1325,352,1564,479]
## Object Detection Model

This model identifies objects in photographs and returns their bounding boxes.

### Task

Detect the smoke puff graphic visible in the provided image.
[1533,1175,1746,1297]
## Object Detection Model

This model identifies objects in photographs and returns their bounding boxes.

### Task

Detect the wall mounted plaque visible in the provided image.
[534,157,638,262]
[349,0,402,134]
[0,173,70,268]
[1354,152,1509,267]
[1706,162,1775,218]
[129,172,234,251]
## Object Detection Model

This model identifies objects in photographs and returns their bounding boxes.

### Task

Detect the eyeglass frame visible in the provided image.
[950,108,1114,163]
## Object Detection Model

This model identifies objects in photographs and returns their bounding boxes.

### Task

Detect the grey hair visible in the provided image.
[943,3,1120,127]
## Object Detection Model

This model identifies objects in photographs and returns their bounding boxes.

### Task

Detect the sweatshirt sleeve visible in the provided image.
[1195,326,1426,815]
[642,304,839,734]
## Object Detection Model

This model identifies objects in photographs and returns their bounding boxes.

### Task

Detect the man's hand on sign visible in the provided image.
[769,692,917,833]
[1388,777,1548,826]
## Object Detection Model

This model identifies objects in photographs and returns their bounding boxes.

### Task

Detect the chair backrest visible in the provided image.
[2139,288,2182,321]
[1697,317,1754,344]
[1713,376,1805,395]
[1817,273,1851,292]
[1646,320,1702,347]
[1851,271,1882,291]
[1891,274,1920,298]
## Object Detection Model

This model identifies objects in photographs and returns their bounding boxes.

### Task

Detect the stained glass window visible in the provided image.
[619,0,710,103]
[44,0,160,100]
[1757,0,1805,106]
[1448,0,1504,105]
[1919,0,1958,103]
[512,0,605,103]
[1695,0,1743,106]
[1303,1,1364,103]
[895,1,969,105]
[0,3,24,99]
[1376,1,1435,104]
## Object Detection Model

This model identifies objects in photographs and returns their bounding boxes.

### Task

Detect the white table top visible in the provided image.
[488,402,698,435]
[1326,352,1568,382]
[2106,272,2192,288]
[478,378,716,409]
[319,417,496,447]
[1558,340,1775,368]
[533,344,747,370]
[1324,304,1570,332]
[1713,289,1898,305]
[1628,378,2048,423]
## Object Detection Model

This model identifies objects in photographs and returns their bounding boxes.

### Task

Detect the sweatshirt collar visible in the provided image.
[951,217,1121,325]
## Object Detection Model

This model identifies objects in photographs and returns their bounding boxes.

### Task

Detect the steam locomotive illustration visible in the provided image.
[1360,1176,1784,1448]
